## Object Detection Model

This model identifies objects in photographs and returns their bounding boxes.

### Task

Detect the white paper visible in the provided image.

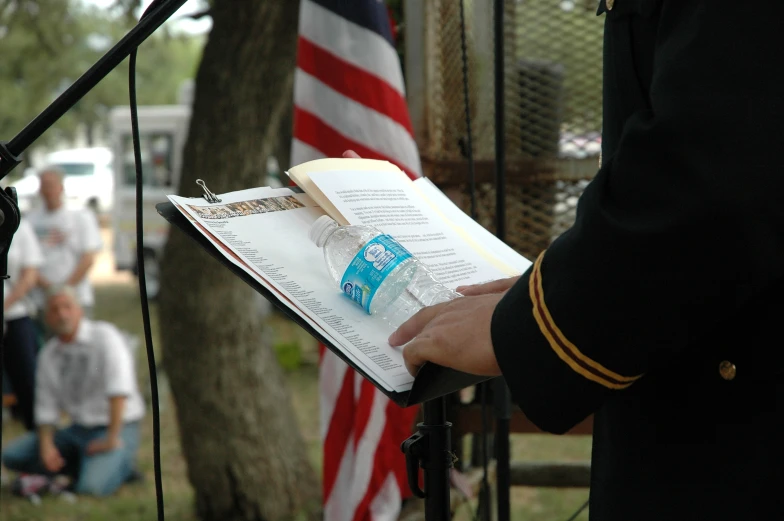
[412,177,533,275]
[168,187,414,393]
[308,170,524,291]
[167,171,534,395]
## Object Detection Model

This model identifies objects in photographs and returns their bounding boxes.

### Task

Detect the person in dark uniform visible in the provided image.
[387,1,784,519]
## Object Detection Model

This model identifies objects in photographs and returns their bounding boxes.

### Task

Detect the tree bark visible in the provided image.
[158,2,321,521]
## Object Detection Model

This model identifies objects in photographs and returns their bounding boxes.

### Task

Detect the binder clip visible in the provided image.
[196,179,221,203]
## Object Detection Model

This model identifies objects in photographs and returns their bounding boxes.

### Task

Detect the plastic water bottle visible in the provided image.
[309,215,460,328]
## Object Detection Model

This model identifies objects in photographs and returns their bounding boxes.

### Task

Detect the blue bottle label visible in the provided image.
[340,234,412,314]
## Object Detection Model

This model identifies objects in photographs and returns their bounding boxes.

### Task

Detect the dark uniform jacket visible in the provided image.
[491,1,784,519]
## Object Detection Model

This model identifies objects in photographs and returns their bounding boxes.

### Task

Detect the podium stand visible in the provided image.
[157,201,494,520]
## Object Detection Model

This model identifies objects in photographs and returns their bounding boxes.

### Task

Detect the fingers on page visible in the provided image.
[403,336,430,376]
[388,304,441,346]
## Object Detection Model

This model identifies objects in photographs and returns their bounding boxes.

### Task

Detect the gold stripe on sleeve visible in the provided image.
[528,251,643,390]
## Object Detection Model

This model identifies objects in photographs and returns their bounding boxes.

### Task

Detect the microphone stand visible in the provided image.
[0,0,189,462]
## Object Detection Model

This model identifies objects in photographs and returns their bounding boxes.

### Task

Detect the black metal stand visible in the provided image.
[402,396,454,521]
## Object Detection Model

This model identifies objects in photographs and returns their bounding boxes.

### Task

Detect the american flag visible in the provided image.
[290,1,422,520]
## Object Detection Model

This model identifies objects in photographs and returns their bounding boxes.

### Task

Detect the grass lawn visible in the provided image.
[1,282,592,521]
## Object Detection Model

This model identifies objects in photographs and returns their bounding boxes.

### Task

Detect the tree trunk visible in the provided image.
[158,2,320,521]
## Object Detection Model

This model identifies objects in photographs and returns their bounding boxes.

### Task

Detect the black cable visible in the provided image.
[457,2,490,520]
[493,0,505,242]
[564,498,590,521]
[129,1,169,520]
[458,0,477,220]
[490,1,513,519]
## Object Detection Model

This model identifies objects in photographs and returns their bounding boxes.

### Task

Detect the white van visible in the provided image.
[10,147,114,215]
[108,104,191,298]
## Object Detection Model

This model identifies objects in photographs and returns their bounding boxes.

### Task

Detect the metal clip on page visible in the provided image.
[196,179,221,203]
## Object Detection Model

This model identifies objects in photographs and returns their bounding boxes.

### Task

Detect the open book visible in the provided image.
[157,158,532,406]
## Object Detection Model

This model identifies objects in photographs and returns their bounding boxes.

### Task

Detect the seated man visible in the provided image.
[1,285,145,497]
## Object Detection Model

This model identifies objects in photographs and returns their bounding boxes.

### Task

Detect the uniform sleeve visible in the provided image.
[102,326,136,397]
[34,348,60,426]
[75,210,103,254]
[490,1,784,434]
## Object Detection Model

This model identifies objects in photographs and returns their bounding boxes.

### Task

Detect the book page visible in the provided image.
[168,187,414,393]
[308,170,523,291]
[168,190,377,384]
[412,177,533,275]
[287,158,405,225]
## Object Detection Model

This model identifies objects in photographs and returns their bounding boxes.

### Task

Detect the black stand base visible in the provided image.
[402,397,454,521]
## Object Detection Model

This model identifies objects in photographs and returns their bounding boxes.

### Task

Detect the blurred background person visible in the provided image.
[27,167,102,322]
[1,285,145,497]
[3,218,44,431]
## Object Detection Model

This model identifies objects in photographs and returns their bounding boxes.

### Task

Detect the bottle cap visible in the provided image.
[309,215,338,247]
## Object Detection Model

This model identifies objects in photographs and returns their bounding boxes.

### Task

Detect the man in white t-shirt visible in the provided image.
[27,167,103,317]
[1,285,145,496]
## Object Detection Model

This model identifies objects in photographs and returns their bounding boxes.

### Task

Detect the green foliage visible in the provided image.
[0,0,204,148]
[385,0,405,78]
[273,341,303,371]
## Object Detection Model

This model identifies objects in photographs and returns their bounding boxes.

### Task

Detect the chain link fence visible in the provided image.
[412,0,603,260]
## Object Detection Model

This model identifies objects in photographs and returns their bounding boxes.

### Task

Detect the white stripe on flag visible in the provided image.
[319,349,350,441]
[369,471,403,521]
[324,425,359,521]
[298,0,405,95]
[293,69,422,176]
[290,138,327,166]
[347,387,391,514]
[324,386,390,521]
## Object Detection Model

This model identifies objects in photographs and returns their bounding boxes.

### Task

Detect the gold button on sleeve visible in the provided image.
[719,361,736,381]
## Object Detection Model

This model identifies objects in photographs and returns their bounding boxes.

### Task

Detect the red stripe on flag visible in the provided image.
[322,370,356,501]
[351,379,376,450]
[293,107,419,181]
[297,37,414,136]
[350,398,420,521]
